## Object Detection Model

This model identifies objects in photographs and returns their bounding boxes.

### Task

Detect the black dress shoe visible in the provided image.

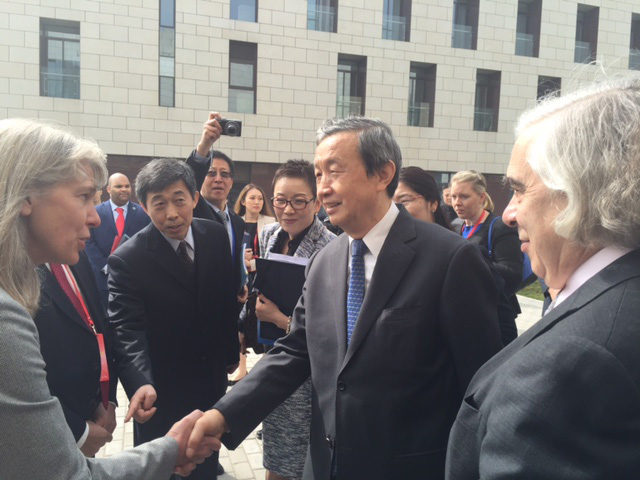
[217,462,225,476]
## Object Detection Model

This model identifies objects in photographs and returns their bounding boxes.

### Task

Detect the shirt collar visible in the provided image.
[160,226,195,253]
[348,202,399,259]
[555,245,633,308]
[109,199,129,213]
[209,202,228,218]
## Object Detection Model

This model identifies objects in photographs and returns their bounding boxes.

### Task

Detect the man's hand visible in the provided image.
[125,384,157,423]
[196,112,222,157]
[185,409,228,462]
[93,402,117,434]
[80,421,113,457]
[256,293,289,330]
[167,410,222,476]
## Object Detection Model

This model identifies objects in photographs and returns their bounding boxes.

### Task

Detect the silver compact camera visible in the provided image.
[219,118,242,136]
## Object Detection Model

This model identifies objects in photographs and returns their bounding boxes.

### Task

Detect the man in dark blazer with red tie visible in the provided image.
[86,173,150,307]
[108,158,239,479]
[188,117,502,479]
[34,250,118,457]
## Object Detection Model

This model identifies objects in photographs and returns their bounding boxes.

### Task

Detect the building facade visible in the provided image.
[0,0,636,208]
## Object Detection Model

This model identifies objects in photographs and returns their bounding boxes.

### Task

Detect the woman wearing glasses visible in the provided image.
[253,159,335,480]
[393,166,451,229]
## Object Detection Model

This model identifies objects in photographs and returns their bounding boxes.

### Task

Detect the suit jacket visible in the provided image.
[186,150,246,294]
[107,218,239,443]
[33,251,117,441]
[215,207,503,479]
[445,249,640,480]
[0,287,178,480]
[85,200,150,306]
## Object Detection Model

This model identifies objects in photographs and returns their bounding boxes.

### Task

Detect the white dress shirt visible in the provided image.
[160,226,195,261]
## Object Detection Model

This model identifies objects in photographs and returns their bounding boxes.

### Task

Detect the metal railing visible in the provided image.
[574,40,593,63]
[474,108,495,131]
[515,32,535,57]
[630,48,640,70]
[382,15,407,41]
[308,5,335,32]
[408,103,431,127]
[336,96,363,117]
[41,71,80,99]
[452,24,473,49]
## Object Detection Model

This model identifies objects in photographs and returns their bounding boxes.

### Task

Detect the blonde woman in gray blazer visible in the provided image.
[0,119,214,480]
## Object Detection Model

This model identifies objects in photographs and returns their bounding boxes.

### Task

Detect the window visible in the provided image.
[383,0,411,42]
[629,14,640,70]
[337,55,367,117]
[229,41,257,114]
[575,4,599,63]
[452,0,478,50]
[308,0,337,33]
[408,63,436,127]
[231,0,257,23]
[159,0,175,107]
[515,0,541,57]
[474,70,501,132]
[40,18,80,99]
[537,76,561,100]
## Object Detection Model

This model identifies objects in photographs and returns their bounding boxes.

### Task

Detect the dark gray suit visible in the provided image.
[215,207,502,479]
[446,249,640,479]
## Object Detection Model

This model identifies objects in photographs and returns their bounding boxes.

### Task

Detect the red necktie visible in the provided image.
[50,263,110,409]
[115,207,125,236]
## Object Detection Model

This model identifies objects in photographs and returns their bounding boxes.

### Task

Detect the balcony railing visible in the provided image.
[452,24,473,49]
[574,40,593,63]
[408,103,431,127]
[382,14,407,41]
[515,32,535,57]
[474,108,495,132]
[308,5,335,32]
[41,71,80,99]
[629,48,640,70]
[336,96,363,117]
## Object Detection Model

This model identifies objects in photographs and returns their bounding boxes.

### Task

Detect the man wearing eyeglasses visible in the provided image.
[186,113,247,302]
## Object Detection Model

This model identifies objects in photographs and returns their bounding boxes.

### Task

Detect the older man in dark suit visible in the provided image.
[445,76,640,479]
[188,116,502,479]
[108,158,239,479]
[86,172,150,307]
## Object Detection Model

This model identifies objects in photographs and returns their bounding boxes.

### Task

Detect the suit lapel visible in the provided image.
[192,220,211,302]
[99,201,118,237]
[123,202,139,236]
[145,224,194,291]
[328,235,350,360]
[40,266,92,332]
[342,211,417,368]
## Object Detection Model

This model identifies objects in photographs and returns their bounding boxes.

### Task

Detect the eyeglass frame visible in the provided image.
[397,194,423,206]
[271,196,316,210]
[205,169,233,179]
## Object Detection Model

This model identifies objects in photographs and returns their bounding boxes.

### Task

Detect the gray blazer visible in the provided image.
[259,215,335,260]
[446,249,640,479]
[216,207,502,479]
[0,288,178,480]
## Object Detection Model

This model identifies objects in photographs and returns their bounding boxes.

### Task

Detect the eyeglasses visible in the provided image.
[397,195,423,206]
[271,196,316,210]
[206,170,233,179]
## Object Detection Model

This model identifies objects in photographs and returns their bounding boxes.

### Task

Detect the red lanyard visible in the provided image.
[461,210,488,239]
[63,265,110,408]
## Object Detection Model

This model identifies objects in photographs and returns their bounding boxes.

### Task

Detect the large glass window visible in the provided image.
[474,70,501,132]
[159,0,175,107]
[229,41,257,114]
[383,0,411,42]
[337,55,367,117]
[452,0,478,50]
[40,18,80,99]
[537,76,561,101]
[408,63,436,127]
[231,0,257,23]
[575,4,599,63]
[308,0,337,32]
[515,0,541,57]
[629,13,640,70]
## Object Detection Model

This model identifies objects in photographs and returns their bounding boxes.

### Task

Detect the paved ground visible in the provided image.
[97,294,544,478]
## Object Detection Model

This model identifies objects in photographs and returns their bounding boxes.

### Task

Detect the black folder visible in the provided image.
[253,256,307,345]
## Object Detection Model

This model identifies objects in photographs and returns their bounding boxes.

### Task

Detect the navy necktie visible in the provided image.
[347,239,366,344]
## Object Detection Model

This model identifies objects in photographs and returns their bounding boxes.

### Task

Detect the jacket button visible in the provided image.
[337,381,346,391]
[325,436,334,449]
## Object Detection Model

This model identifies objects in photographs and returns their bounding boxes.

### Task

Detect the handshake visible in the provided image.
[166,409,227,476]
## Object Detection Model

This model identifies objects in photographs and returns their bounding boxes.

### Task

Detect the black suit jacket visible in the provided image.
[215,207,503,479]
[33,251,117,441]
[446,249,640,479]
[186,150,246,294]
[107,219,239,443]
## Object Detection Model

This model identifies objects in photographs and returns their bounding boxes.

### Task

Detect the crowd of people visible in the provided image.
[1,73,640,480]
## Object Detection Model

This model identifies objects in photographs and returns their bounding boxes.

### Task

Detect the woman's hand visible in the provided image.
[244,248,253,270]
[256,294,289,330]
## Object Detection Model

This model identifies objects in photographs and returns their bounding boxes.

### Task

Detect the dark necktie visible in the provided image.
[115,207,125,236]
[177,240,194,273]
[346,239,366,344]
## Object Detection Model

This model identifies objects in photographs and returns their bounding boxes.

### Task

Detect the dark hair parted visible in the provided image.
[272,159,317,197]
[316,116,402,196]
[136,158,198,207]
[210,150,234,176]
[234,183,275,217]
[399,166,451,230]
